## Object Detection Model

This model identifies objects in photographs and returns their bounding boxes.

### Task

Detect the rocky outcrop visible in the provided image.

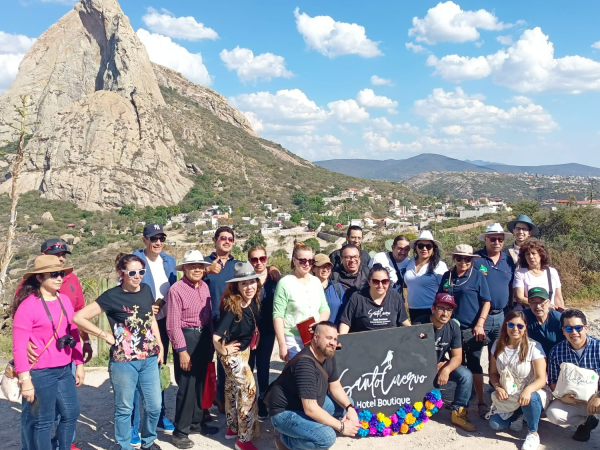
[152,63,256,136]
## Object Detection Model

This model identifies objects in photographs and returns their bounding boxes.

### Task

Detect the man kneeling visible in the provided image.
[266,321,359,449]
[414,294,475,431]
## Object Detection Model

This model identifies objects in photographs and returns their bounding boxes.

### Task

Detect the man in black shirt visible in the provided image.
[267,322,359,450]
[413,294,475,432]
[332,244,369,294]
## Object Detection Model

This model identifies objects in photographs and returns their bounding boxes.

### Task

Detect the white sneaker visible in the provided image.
[510,415,524,432]
[521,432,540,450]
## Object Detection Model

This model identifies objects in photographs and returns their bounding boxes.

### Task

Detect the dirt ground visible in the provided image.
[2,310,600,450]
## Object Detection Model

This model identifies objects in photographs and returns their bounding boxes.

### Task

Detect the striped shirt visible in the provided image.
[166,277,213,352]
[548,335,600,388]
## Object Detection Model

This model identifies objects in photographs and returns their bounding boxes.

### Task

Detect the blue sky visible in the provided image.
[2,0,600,166]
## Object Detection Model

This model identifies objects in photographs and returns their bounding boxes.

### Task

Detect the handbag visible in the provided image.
[553,362,598,402]
[249,305,260,351]
[201,362,217,409]
[1,304,63,403]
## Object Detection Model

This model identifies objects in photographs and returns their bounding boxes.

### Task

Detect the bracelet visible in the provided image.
[19,375,30,382]
[21,388,34,392]
[338,420,344,434]
[84,340,92,345]
[344,403,353,411]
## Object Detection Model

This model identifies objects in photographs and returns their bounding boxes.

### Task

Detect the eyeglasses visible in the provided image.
[42,244,68,254]
[513,227,530,233]
[529,300,548,308]
[295,258,315,266]
[149,236,166,243]
[370,278,390,287]
[342,255,360,260]
[488,237,504,243]
[249,256,267,265]
[122,269,146,277]
[218,236,234,243]
[507,322,525,330]
[564,325,585,333]
[435,306,454,314]
[454,256,472,263]
[48,271,66,279]
[416,243,434,250]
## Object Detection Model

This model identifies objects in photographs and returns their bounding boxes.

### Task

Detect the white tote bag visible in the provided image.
[552,362,599,402]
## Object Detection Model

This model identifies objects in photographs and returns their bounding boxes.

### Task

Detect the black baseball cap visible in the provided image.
[40,238,71,255]
[143,223,166,238]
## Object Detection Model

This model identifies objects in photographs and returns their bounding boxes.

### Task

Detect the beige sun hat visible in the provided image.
[452,244,476,257]
[22,255,73,279]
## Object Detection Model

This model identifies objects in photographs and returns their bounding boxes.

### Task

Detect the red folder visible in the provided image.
[297,317,316,346]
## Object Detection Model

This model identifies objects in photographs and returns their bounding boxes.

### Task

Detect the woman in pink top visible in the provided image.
[12,255,84,450]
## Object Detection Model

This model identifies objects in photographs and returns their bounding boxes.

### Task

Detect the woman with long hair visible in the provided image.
[246,245,279,421]
[13,255,84,450]
[488,311,549,450]
[273,243,330,361]
[339,264,410,334]
[213,262,263,450]
[74,253,164,450]
[398,230,448,321]
[438,244,492,419]
[513,238,565,310]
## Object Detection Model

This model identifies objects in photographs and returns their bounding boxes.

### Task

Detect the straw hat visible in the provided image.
[22,255,73,279]
[174,250,210,271]
[409,230,442,250]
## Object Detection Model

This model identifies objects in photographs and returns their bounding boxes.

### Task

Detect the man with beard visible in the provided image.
[267,322,359,450]
[329,226,370,271]
[332,244,369,295]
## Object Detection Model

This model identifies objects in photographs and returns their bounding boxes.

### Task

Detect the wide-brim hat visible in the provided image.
[175,250,210,271]
[409,230,442,250]
[226,261,261,283]
[452,244,476,257]
[477,222,513,242]
[507,214,540,237]
[22,255,73,279]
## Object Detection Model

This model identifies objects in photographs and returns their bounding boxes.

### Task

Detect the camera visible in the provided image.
[57,335,77,349]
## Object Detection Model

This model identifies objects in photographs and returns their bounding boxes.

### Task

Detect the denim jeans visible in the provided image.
[484,312,504,347]
[21,364,80,450]
[248,333,276,399]
[109,356,162,450]
[271,395,345,450]
[434,364,472,410]
[131,389,166,432]
[489,391,543,433]
[51,362,77,450]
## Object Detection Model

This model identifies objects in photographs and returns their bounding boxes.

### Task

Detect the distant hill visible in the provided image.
[315,154,494,180]
[315,154,600,180]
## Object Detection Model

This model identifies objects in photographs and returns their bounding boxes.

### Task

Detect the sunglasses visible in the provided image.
[488,237,505,243]
[149,236,166,243]
[564,325,585,333]
[295,258,315,266]
[48,271,66,279]
[370,278,390,287]
[507,322,525,330]
[121,269,146,277]
[249,256,267,265]
[454,256,472,263]
[218,236,235,243]
[416,243,434,250]
[42,244,68,254]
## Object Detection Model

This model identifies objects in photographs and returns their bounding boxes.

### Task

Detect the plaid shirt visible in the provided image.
[548,335,600,388]
[166,277,213,352]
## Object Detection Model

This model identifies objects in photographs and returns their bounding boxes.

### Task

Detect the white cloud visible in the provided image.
[497,35,513,45]
[440,125,464,135]
[0,31,36,93]
[362,131,422,152]
[405,42,428,53]
[242,111,263,132]
[294,7,382,58]
[507,95,533,105]
[230,89,328,130]
[356,88,398,114]
[371,117,419,134]
[371,75,393,86]
[327,99,370,123]
[413,87,559,133]
[280,134,344,159]
[408,1,514,45]
[593,41,600,50]
[219,46,293,82]
[428,27,600,93]
[142,7,218,41]
[136,29,211,86]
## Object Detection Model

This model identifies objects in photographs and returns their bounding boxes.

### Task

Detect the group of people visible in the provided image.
[10,216,600,450]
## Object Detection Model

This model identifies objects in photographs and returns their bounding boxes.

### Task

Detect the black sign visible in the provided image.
[335,324,438,416]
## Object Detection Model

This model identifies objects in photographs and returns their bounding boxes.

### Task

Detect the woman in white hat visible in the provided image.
[213,262,262,450]
[438,244,493,418]
[398,230,448,321]
[13,255,84,450]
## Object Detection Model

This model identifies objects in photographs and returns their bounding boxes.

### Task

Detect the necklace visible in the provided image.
[450,266,473,289]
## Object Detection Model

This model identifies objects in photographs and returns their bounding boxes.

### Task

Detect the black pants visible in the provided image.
[173,327,212,435]
[157,317,171,362]
[409,308,432,323]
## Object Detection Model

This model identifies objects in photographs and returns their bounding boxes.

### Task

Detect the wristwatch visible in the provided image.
[344,403,353,411]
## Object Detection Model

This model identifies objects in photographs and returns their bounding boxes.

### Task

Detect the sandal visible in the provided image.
[478,403,488,420]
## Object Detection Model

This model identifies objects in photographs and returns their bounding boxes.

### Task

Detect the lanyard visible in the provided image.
[40,293,71,337]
